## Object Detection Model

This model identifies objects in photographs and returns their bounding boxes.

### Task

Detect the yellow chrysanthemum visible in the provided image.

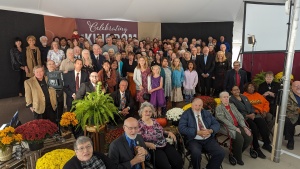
[60,112,78,127]
[275,72,294,81]
[36,149,75,169]
[1,136,13,145]
[4,126,15,133]
[214,98,221,106]
[13,134,23,142]
[182,103,192,111]
[0,131,5,137]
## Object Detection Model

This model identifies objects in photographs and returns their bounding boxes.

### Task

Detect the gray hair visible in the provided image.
[74,136,93,150]
[138,102,155,117]
[39,36,48,42]
[219,91,229,98]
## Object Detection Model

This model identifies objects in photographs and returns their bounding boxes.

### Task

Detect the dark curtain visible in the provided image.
[161,22,233,51]
[242,52,300,80]
[0,10,45,99]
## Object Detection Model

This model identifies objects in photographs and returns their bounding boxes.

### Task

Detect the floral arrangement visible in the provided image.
[214,98,221,106]
[275,72,294,82]
[195,96,217,110]
[105,128,124,152]
[15,119,58,143]
[182,103,191,111]
[36,149,75,169]
[166,108,184,121]
[60,112,78,127]
[0,126,22,151]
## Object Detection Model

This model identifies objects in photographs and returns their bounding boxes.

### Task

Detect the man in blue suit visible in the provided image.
[179,98,225,169]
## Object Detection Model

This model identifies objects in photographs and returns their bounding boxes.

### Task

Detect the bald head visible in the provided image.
[123,117,139,139]
[191,98,203,113]
[292,81,300,96]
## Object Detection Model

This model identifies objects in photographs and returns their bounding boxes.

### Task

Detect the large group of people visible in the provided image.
[9,33,300,169]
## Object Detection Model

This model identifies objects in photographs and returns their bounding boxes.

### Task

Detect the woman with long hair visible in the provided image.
[97,60,117,94]
[81,49,95,75]
[134,56,150,104]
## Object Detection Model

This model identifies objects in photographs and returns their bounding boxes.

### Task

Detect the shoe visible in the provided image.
[255,148,266,159]
[287,140,294,150]
[237,160,244,165]
[262,144,272,153]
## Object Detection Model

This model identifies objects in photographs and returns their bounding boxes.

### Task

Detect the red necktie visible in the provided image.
[76,73,79,92]
[236,71,240,87]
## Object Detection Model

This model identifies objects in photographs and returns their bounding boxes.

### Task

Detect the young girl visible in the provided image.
[162,57,172,102]
[114,52,123,77]
[171,58,184,106]
[183,61,198,103]
[133,56,150,103]
[148,65,165,117]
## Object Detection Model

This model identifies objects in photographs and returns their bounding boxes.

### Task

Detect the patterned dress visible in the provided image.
[138,118,167,148]
[150,76,166,107]
[136,68,150,103]
[163,67,172,97]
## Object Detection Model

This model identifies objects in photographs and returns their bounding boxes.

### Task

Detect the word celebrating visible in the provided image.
[87,21,128,34]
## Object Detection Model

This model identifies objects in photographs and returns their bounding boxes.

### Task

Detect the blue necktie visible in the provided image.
[204,56,207,65]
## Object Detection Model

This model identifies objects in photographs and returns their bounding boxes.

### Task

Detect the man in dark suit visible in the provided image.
[108,117,150,169]
[111,79,135,119]
[179,98,225,169]
[91,44,105,72]
[76,72,98,100]
[196,46,215,96]
[224,61,248,93]
[63,59,89,111]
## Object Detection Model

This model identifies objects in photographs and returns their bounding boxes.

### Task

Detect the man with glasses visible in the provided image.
[76,72,99,100]
[109,117,149,169]
[224,61,248,93]
[63,136,116,169]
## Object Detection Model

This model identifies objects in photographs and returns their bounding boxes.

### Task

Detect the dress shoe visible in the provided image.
[255,148,266,159]
[287,140,294,150]
[237,160,244,165]
[262,144,272,153]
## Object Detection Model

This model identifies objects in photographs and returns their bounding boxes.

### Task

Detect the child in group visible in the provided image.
[133,56,150,104]
[148,65,165,117]
[162,57,172,104]
[183,61,198,103]
[114,52,123,77]
[71,29,80,40]
[171,58,184,107]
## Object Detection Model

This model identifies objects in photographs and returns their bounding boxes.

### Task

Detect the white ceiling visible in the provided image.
[0,0,286,43]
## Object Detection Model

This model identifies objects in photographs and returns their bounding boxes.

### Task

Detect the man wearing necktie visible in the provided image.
[196,46,215,96]
[179,98,225,169]
[109,117,150,169]
[224,61,248,93]
[76,72,99,100]
[91,44,105,72]
[111,79,135,119]
[63,59,89,111]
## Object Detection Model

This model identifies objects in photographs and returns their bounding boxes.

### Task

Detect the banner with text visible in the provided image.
[76,19,138,44]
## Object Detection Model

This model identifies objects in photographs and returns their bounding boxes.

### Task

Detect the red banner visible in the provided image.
[75,19,138,44]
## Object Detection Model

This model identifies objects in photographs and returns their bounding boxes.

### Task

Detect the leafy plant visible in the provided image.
[71,82,119,131]
[252,71,267,87]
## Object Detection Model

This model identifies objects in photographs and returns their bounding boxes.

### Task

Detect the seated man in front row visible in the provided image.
[179,98,225,169]
[109,117,150,169]
[110,79,135,119]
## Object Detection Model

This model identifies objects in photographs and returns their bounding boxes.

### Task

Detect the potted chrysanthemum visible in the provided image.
[36,149,75,169]
[60,112,78,139]
[166,108,184,126]
[15,119,58,151]
[0,126,22,161]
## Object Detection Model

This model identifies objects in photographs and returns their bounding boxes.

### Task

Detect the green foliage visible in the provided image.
[71,82,119,131]
[252,71,266,87]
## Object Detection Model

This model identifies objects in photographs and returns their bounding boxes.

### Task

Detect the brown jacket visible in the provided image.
[25,46,42,77]
[98,69,117,93]
[24,76,57,114]
[287,91,300,124]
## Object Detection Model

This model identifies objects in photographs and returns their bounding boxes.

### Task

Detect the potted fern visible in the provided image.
[71,82,119,131]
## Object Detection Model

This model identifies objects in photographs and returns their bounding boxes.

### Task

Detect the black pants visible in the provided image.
[18,69,25,94]
[150,143,183,169]
[200,77,212,96]
[188,137,225,169]
[232,126,252,161]
[33,106,56,124]
[284,116,300,141]
[246,118,270,149]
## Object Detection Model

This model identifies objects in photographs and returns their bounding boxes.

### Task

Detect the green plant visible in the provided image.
[71,82,119,131]
[252,71,266,87]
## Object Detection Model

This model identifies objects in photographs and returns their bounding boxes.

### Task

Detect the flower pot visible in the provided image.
[28,142,44,151]
[61,127,72,139]
[0,146,13,161]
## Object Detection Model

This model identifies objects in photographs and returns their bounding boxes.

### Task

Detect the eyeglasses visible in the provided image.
[124,125,139,131]
[76,145,92,152]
